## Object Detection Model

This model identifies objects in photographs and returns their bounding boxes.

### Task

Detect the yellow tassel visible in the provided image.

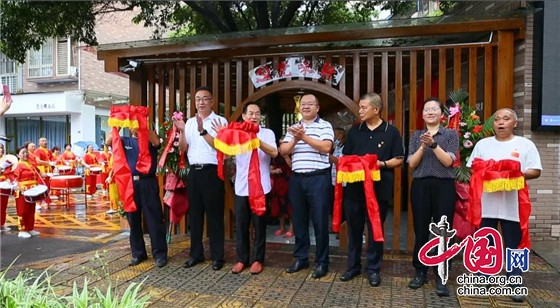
[371,170,381,182]
[108,118,140,129]
[483,177,525,193]
[214,138,260,156]
[337,170,365,183]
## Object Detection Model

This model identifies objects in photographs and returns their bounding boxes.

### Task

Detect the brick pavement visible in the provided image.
[8,235,560,308]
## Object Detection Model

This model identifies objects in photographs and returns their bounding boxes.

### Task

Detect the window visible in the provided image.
[0,53,17,93]
[28,39,54,78]
[56,37,69,75]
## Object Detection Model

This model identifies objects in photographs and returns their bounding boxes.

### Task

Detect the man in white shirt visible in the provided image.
[280,93,334,279]
[216,102,278,275]
[174,86,228,271]
[467,108,541,303]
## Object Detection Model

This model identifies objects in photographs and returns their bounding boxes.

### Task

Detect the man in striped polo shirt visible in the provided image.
[280,93,334,279]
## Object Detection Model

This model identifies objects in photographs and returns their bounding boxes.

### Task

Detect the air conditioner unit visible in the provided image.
[69,66,79,77]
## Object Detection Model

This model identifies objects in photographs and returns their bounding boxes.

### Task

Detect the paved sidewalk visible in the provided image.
[5,235,559,308]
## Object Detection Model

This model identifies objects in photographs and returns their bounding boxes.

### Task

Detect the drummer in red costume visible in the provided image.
[82,144,100,197]
[4,146,42,239]
[99,145,112,194]
[61,143,78,169]
[466,108,541,303]
[34,137,54,173]
[0,144,11,233]
[26,141,51,208]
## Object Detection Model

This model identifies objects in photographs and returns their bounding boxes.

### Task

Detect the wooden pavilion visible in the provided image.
[97,11,526,252]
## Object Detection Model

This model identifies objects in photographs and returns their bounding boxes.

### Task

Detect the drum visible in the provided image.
[0,181,14,196]
[89,167,103,175]
[50,175,84,189]
[22,185,49,203]
[57,166,73,175]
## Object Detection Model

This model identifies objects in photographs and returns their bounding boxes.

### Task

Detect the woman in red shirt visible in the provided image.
[82,145,100,196]
[5,146,43,238]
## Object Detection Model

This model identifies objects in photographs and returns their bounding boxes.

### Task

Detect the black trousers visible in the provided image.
[344,198,389,274]
[127,177,168,260]
[480,218,522,277]
[411,177,456,273]
[288,170,331,265]
[235,194,269,265]
[187,166,225,262]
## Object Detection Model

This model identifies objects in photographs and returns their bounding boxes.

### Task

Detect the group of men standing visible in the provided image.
[121,85,540,304]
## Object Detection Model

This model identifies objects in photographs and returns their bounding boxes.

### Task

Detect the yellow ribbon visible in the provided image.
[294,95,303,122]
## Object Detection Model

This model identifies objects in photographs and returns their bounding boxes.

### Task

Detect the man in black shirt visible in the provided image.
[339,92,404,287]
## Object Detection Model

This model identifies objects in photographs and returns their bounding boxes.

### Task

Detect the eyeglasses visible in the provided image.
[423,107,441,113]
[195,97,212,103]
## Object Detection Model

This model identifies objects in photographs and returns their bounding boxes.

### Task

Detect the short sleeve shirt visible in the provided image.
[283,117,334,173]
[342,121,405,202]
[466,136,542,222]
[234,127,276,196]
[185,112,228,165]
[407,126,459,179]
[121,136,159,176]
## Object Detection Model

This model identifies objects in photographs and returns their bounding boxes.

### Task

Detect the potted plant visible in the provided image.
[441,89,494,239]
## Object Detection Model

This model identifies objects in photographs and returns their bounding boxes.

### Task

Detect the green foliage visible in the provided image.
[0,255,151,307]
[443,88,494,183]
[157,118,188,180]
[0,1,98,63]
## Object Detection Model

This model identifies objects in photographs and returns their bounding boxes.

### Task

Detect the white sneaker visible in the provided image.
[18,231,31,238]
[29,230,41,236]
[0,225,10,233]
[106,209,117,214]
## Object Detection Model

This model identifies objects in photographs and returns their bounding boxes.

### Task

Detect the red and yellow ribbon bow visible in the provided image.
[214,121,265,216]
[107,105,151,213]
[467,158,531,249]
[332,154,383,242]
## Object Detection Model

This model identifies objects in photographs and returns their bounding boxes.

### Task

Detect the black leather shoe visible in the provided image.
[285,260,310,273]
[128,255,147,266]
[408,272,428,289]
[340,270,361,282]
[435,278,450,296]
[510,295,525,303]
[155,258,167,268]
[212,260,224,270]
[368,272,381,287]
[183,258,204,268]
[312,264,329,279]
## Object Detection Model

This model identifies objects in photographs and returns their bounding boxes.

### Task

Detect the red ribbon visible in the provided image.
[332,154,384,242]
[130,106,150,174]
[467,158,531,249]
[215,122,266,216]
[157,125,176,169]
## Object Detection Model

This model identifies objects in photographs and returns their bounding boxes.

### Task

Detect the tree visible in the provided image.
[0,1,454,64]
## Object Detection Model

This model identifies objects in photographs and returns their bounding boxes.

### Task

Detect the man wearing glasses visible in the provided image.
[280,93,334,279]
[174,86,228,271]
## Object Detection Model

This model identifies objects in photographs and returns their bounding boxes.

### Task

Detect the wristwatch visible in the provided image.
[429,142,438,149]
[199,129,208,136]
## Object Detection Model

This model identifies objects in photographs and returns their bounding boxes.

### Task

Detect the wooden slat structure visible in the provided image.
[98,13,525,253]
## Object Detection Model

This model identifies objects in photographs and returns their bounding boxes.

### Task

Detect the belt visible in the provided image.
[293,168,330,177]
[132,174,156,181]
[190,164,217,171]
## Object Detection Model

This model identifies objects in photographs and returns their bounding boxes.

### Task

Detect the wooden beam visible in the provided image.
[98,18,525,66]
[424,49,432,100]
[129,68,147,107]
[484,46,494,121]
[393,50,403,252]
[438,48,447,101]
[147,66,156,121]
[407,50,417,253]
[168,64,176,118]
[381,51,388,120]
[353,52,360,102]
[224,61,231,118]
[367,52,374,93]
[189,65,196,117]
[157,65,165,125]
[496,30,514,110]
[454,47,462,90]
[469,48,478,109]
[178,65,186,115]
